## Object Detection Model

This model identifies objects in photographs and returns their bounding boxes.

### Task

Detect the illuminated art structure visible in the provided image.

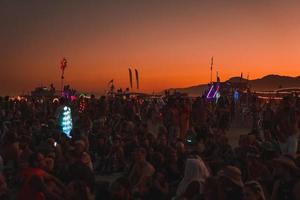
[206,84,220,100]
[234,90,240,102]
[60,106,73,138]
[79,98,87,113]
[215,91,221,103]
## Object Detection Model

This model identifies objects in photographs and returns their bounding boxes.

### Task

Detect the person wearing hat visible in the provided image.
[217,165,244,200]
[244,181,266,200]
[271,155,300,200]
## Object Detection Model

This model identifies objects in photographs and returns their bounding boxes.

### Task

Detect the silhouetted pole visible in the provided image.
[129,68,133,90]
[135,69,139,90]
[60,58,67,95]
[210,57,214,84]
[61,71,64,95]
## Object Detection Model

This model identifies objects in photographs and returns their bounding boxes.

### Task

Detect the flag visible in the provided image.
[240,72,243,82]
[128,68,133,89]
[60,57,67,71]
[135,69,139,89]
[216,71,220,82]
[210,57,214,70]
[108,79,114,85]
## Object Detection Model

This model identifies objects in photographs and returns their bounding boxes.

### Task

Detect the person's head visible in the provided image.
[168,148,178,162]
[146,133,155,145]
[19,135,31,150]
[3,131,18,145]
[113,135,122,146]
[74,140,86,154]
[158,126,168,137]
[194,140,205,154]
[65,181,90,200]
[158,133,168,146]
[110,177,131,200]
[263,130,272,141]
[243,181,266,200]
[141,138,150,148]
[0,174,7,191]
[239,135,251,147]
[273,155,299,178]
[281,96,292,108]
[134,148,147,162]
[217,135,229,146]
[246,146,260,165]
[97,136,106,146]
[218,166,244,189]
[81,152,93,170]
[153,171,166,184]
[266,103,271,109]
[29,152,46,169]
[44,157,54,172]
[176,140,185,154]
[59,97,65,106]
[151,152,165,170]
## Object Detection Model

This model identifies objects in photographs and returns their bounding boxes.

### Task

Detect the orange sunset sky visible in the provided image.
[1,0,300,95]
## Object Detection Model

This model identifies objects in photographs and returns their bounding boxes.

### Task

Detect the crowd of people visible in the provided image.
[0,91,300,200]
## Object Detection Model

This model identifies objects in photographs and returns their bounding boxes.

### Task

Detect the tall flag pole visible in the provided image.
[240,72,243,82]
[210,57,214,84]
[60,57,67,95]
[247,73,250,86]
[108,79,114,94]
[107,79,114,86]
[128,68,133,89]
[135,69,139,90]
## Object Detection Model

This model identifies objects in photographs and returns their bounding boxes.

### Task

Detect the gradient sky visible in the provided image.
[1,0,300,95]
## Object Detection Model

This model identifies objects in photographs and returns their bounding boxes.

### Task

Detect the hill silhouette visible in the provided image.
[165,74,300,96]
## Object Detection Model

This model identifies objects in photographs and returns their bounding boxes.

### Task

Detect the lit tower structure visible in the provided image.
[60,106,73,138]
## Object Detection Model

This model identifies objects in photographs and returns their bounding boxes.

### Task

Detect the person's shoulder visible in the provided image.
[144,161,155,171]
[21,167,45,177]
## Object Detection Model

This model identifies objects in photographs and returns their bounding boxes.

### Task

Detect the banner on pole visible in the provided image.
[135,69,139,89]
[60,57,67,71]
[129,68,133,89]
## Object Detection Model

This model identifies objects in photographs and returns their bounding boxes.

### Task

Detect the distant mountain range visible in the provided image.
[165,74,300,96]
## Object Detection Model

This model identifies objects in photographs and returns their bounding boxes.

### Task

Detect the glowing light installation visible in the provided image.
[216,92,221,103]
[206,85,214,99]
[213,85,220,98]
[234,90,239,102]
[206,84,220,99]
[52,98,59,103]
[61,106,73,138]
[79,99,87,113]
